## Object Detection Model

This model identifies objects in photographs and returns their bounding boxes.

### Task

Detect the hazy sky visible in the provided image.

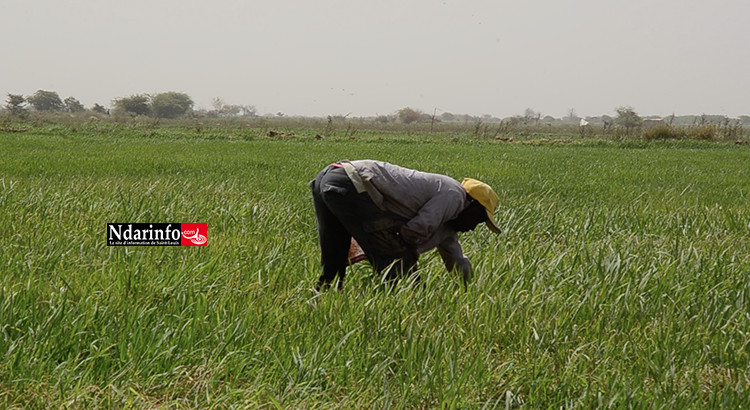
[2,0,749,118]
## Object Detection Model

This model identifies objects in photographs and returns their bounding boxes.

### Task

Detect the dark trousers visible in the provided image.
[310,165,418,289]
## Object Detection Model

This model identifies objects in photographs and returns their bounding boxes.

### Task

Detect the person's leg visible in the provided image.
[311,167,351,290]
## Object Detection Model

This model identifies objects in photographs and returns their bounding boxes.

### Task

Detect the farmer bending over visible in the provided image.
[309,160,501,290]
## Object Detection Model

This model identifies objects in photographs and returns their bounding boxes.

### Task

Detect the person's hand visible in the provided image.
[461,266,473,287]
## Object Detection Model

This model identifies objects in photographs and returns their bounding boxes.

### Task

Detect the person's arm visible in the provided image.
[437,234,473,285]
[401,188,466,244]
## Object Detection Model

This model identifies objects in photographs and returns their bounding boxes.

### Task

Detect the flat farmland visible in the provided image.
[1,126,749,408]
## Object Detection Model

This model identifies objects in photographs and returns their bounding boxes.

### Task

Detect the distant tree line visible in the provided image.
[391,106,750,128]
[111,92,194,118]
[4,90,750,129]
[3,90,196,119]
[4,90,98,118]
[3,90,264,120]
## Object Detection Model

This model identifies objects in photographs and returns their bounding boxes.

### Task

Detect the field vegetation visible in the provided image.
[1,117,749,407]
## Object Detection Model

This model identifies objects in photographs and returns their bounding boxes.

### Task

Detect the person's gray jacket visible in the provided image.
[343,160,473,280]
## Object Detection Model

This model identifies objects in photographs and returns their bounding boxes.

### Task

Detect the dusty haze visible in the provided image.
[2,0,748,118]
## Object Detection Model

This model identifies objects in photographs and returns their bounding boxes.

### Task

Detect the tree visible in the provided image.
[567,108,579,120]
[151,92,194,119]
[113,94,151,116]
[27,90,64,111]
[397,107,425,124]
[615,106,643,132]
[63,97,85,113]
[440,112,456,122]
[561,108,580,124]
[91,103,108,115]
[523,108,541,125]
[219,104,241,117]
[212,97,226,112]
[5,93,27,117]
[238,105,256,117]
[211,98,257,117]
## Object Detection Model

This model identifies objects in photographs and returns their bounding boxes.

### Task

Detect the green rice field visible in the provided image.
[1,124,749,408]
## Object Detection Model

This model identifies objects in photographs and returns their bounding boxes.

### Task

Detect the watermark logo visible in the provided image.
[107,223,207,246]
[181,223,207,246]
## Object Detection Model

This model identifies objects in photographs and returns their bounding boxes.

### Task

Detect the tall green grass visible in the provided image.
[1,129,749,407]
